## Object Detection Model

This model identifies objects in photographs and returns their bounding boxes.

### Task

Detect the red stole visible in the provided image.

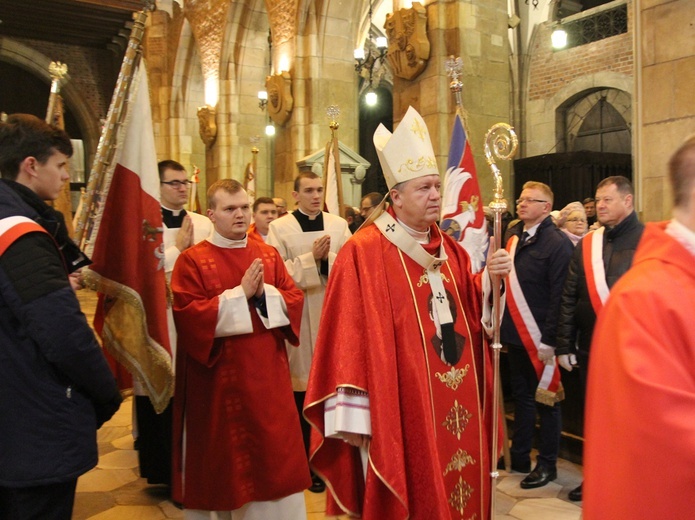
[505,235,564,405]
[583,227,609,315]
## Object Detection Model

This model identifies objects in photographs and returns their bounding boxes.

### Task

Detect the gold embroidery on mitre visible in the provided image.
[448,476,474,515]
[435,365,470,391]
[411,117,427,141]
[442,399,472,440]
[443,448,477,475]
[397,155,438,174]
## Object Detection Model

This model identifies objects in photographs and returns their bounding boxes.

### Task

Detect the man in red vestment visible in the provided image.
[171,179,311,518]
[304,107,512,520]
[247,196,278,242]
[584,135,695,519]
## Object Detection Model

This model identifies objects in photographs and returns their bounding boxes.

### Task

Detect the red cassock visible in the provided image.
[304,222,496,520]
[584,222,695,519]
[170,238,311,511]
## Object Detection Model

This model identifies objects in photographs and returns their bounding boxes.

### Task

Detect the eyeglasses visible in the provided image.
[360,204,375,212]
[161,180,192,188]
[566,218,587,223]
[515,198,548,205]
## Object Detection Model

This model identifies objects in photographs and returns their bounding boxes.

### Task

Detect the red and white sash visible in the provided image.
[0,216,47,255]
[582,227,610,316]
[505,235,564,405]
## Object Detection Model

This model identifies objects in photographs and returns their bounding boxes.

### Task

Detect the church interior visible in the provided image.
[1,0,693,518]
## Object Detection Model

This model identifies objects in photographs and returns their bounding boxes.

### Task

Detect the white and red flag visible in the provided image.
[440,113,489,273]
[244,159,256,204]
[85,62,173,413]
[323,133,344,217]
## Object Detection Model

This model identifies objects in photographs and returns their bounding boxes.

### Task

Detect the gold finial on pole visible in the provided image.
[327,104,340,133]
[46,62,68,124]
[446,55,464,111]
[485,122,518,515]
[48,62,68,92]
[324,105,344,218]
[250,135,260,155]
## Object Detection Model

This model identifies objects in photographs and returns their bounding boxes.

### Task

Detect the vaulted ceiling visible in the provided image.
[0,0,146,50]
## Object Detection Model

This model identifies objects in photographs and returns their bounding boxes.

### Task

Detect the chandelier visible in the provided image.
[354,1,388,106]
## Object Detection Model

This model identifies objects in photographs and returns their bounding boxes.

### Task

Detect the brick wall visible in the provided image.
[528,4,633,102]
[15,37,120,120]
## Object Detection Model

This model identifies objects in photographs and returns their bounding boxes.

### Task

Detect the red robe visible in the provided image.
[247,223,265,243]
[171,238,310,510]
[584,222,695,519]
[304,222,495,520]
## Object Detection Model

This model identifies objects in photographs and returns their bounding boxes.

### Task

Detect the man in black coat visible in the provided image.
[0,114,122,520]
[556,175,644,501]
[501,181,574,489]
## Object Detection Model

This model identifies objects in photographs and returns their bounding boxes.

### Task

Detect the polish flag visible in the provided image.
[440,113,488,273]
[85,62,173,413]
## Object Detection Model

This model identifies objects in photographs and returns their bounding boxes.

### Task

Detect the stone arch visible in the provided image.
[168,19,206,176]
[216,0,273,191]
[557,88,631,153]
[549,72,632,154]
[526,71,632,156]
[0,37,101,172]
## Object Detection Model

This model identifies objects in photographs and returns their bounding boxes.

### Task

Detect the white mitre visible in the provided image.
[373,106,439,190]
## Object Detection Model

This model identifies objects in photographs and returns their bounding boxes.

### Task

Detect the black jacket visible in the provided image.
[556,211,644,358]
[501,216,574,348]
[0,180,122,487]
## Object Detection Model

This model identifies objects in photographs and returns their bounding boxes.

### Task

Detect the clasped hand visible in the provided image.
[175,215,194,252]
[312,235,331,261]
[241,258,264,299]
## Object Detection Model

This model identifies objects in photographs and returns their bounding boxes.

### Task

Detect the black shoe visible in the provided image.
[308,475,325,493]
[519,464,557,489]
[568,482,583,501]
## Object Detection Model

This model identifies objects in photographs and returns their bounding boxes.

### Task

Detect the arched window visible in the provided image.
[561,88,631,154]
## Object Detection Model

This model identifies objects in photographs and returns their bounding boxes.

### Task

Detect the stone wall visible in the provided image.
[392,0,512,203]
[637,0,695,221]
[523,0,634,158]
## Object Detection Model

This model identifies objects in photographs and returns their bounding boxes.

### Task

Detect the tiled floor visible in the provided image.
[74,289,585,519]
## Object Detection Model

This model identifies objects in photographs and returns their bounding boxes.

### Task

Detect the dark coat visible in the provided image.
[556,210,644,359]
[501,216,574,348]
[0,180,122,487]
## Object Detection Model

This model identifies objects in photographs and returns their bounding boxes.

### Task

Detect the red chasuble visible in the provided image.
[584,223,695,519]
[304,223,495,520]
[170,238,310,511]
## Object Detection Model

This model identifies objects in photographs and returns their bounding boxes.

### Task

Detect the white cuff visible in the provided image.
[164,244,181,274]
[324,390,371,438]
[215,286,253,337]
[255,283,291,329]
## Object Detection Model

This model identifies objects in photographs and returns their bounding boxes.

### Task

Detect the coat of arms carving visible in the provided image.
[384,2,430,81]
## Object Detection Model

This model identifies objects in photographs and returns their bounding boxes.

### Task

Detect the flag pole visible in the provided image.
[74,1,155,253]
[248,135,260,202]
[484,122,518,516]
[45,61,76,238]
[189,165,201,213]
[324,105,344,218]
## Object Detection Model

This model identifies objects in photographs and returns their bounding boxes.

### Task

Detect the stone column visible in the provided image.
[391,0,512,200]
